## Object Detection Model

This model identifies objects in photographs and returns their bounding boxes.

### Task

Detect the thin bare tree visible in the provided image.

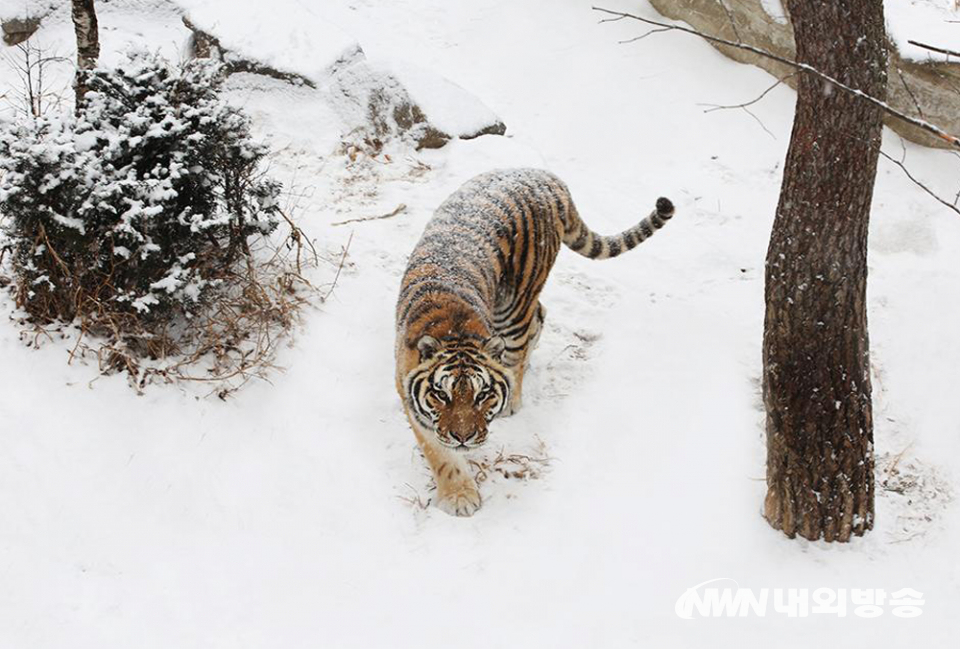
[71,0,99,105]
[762,0,887,542]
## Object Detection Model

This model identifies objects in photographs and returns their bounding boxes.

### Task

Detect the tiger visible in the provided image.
[396,168,675,516]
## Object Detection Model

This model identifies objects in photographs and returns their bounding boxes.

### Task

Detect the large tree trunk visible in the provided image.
[762,0,887,542]
[71,0,100,106]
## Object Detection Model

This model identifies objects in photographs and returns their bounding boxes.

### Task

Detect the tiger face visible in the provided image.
[405,335,512,449]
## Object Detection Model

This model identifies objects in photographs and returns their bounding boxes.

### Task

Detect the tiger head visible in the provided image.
[404,334,513,449]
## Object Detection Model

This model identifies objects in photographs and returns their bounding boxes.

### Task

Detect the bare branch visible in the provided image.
[718,0,742,43]
[700,72,796,114]
[619,27,671,45]
[591,5,960,150]
[321,233,354,302]
[331,203,406,227]
[879,147,960,217]
[697,74,791,139]
[2,41,68,118]
[907,40,960,59]
[742,107,776,138]
[895,67,924,119]
[597,14,627,24]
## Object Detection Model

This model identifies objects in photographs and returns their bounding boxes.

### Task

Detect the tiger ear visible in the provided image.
[484,335,506,360]
[417,335,440,361]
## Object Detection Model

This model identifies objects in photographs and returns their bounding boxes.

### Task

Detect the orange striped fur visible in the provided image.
[396,168,674,515]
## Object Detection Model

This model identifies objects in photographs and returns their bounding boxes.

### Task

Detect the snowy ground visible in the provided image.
[2,0,960,647]
[887,0,960,59]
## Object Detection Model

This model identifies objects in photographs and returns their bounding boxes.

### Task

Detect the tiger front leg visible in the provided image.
[434,458,482,517]
[408,415,481,516]
[503,365,525,417]
[501,302,546,418]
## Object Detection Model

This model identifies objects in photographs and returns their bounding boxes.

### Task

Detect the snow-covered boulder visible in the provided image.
[178,0,505,150]
[325,51,506,150]
[0,0,54,45]
[182,16,318,88]
[176,0,359,83]
[2,16,39,45]
[384,59,507,143]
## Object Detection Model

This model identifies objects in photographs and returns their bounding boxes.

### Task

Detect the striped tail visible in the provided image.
[562,197,675,259]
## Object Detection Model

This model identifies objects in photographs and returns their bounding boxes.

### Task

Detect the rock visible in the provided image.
[183,17,316,88]
[646,0,960,149]
[1,0,57,46]
[325,53,447,150]
[326,54,506,151]
[181,11,505,151]
[2,16,41,46]
[383,59,506,143]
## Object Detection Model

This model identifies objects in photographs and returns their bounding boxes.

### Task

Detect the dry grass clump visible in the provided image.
[3,208,319,396]
[399,437,553,513]
[85,214,317,395]
[469,437,553,483]
[877,449,953,544]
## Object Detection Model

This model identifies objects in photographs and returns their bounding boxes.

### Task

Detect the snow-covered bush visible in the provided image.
[0,52,280,330]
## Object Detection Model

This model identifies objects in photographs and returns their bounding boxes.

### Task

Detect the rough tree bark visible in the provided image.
[71,0,100,106]
[762,0,887,542]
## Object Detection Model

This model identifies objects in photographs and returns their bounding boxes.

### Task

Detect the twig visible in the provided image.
[895,67,924,119]
[592,6,960,149]
[907,40,960,59]
[698,73,797,139]
[276,207,319,274]
[835,129,960,219]
[331,203,406,227]
[879,148,960,217]
[321,233,353,302]
[467,439,552,483]
[718,0,742,43]
[397,483,429,511]
[743,107,776,138]
[886,442,914,475]
[2,42,68,118]
[619,27,672,45]
[701,74,793,111]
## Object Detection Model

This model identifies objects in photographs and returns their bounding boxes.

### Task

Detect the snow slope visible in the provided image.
[1,1,959,647]
[176,0,358,79]
[886,0,960,60]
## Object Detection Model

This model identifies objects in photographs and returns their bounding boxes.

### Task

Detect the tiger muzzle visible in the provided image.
[437,407,488,449]
[437,422,488,449]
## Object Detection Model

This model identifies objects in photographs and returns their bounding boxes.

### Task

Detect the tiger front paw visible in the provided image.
[435,481,481,517]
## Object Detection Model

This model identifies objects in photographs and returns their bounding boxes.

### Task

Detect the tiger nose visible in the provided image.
[449,429,475,444]
[450,427,485,445]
